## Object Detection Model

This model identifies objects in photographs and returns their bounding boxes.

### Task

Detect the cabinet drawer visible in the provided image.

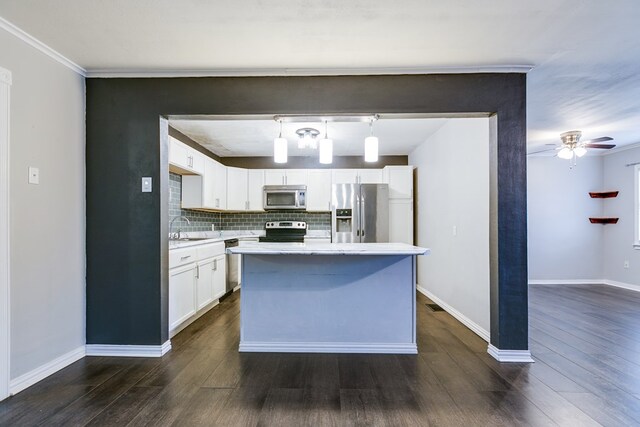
[197,241,225,259]
[169,247,198,269]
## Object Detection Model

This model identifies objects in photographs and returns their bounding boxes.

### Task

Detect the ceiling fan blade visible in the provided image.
[528,147,558,155]
[584,143,616,149]
[581,136,613,144]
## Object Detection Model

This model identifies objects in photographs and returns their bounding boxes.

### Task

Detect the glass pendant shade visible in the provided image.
[558,147,573,160]
[274,137,288,163]
[319,138,333,164]
[574,146,587,157]
[364,136,379,162]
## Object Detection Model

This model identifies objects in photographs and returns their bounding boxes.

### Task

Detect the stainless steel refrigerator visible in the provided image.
[331,183,389,243]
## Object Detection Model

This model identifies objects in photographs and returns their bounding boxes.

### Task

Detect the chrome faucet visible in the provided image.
[169,216,190,240]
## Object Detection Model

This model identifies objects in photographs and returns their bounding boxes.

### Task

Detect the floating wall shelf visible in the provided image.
[588,190,619,224]
[589,191,619,198]
[589,218,619,224]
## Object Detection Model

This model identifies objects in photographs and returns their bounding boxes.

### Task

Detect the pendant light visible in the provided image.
[319,121,333,164]
[273,119,287,163]
[364,119,379,162]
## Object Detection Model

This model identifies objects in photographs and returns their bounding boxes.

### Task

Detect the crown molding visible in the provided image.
[0,15,86,77]
[85,65,534,78]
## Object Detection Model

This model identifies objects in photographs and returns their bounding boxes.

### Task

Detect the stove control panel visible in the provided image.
[265,221,307,230]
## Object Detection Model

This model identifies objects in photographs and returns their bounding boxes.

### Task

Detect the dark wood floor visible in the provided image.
[1,284,640,426]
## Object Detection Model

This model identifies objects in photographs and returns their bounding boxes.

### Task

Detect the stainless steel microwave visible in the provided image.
[263,185,307,210]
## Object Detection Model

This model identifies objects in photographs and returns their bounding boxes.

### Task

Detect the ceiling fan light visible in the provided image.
[319,138,333,164]
[574,146,587,157]
[364,136,379,162]
[558,147,574,160]
[274,137,288,163]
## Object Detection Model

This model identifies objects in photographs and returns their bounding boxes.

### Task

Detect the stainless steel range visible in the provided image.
[259,221,307,243]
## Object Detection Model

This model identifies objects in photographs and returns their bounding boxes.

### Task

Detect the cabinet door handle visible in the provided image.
[195,265,200,279]
[213,259,217,271]
[216,198,219,208]
[180,255,191,260]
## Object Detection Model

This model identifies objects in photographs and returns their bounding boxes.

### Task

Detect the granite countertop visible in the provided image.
[168,230,264,250]
[226,242,430,256]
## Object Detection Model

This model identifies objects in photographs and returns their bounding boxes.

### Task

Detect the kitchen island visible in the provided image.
[227,242,429,354]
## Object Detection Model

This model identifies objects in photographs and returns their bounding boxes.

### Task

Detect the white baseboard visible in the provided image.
[9,346,85,395]
[85,340,171,357]
[239,342,417,354]
[528,279,604,285]
[487,344,534,363]
[416,285,490,342]
[528,279,640,293]
[603,280,640,293]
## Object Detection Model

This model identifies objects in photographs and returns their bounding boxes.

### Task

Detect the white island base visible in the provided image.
[230,243,429,354]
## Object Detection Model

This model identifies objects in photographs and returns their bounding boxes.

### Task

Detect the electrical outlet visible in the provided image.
[28,167,39,184]
[211,224,216,231]
[624,260,630,269]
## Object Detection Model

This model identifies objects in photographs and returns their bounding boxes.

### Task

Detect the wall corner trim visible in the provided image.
[0,16,86,77]
[9,346,85,395]
[85,341,171,358]
[417,285,490,342]
[487,344,534,363]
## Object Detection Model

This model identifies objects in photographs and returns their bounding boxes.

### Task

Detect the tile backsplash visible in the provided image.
[169,173,331,232]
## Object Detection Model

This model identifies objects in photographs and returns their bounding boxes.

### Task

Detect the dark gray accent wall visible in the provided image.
[220,155,408,169]
[86,74,528,350]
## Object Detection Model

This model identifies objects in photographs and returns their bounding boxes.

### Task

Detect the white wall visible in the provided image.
[0,28,85,380]
[527,156,604,281]
[409,118,490,338]
[603,146,640,287]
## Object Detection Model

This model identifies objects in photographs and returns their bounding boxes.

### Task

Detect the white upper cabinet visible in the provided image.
[357,169,383,184]
[331,169,382,184]
[383,166,414,199]
[331,169,359,184]
[168,136,205,175]
[226,167,248,211]
[212,160,227,210]
[247,169,265,211]
[182,157,227,210]
[285,169,308,186]
[264,169,286,185]
[264,169,307,186]
[306,170,332,211]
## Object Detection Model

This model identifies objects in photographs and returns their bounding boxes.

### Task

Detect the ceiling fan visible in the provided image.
[529,130,616,165]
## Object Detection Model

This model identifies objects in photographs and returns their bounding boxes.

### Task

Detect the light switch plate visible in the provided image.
[141,177,152,192]
[28,167,39,184]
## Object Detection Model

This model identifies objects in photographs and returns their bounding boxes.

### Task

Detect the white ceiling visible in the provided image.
[169,118,449,157]
[2,1,640,153]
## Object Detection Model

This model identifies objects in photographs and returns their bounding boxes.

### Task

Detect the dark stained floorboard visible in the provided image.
[2,284,640,425]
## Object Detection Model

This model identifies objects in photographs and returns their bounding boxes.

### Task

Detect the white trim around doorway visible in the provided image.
[0,65,12,401]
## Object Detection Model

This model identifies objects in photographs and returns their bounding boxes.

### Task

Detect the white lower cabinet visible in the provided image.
[169,263,197,332]
[196,258,215,310]
[169,242,226,337]
[213,255,226,299]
